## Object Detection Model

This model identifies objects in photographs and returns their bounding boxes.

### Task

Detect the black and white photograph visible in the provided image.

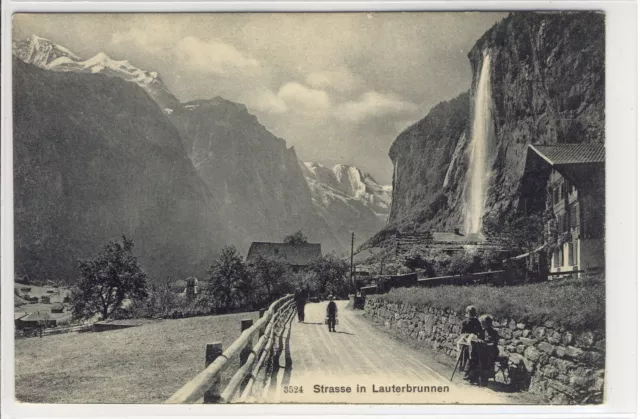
[6,10,616,407]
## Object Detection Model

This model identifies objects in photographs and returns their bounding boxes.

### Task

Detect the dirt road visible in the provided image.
[260,300,508,404]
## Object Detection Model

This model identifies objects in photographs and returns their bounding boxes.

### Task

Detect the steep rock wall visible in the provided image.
[13,60,228,283]
[170,98,344,254]
[472,11,605,222]
[387,92,469,230]
[384,11,604,236]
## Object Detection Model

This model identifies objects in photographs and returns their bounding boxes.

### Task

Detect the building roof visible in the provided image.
[20,311,70,322]
[528,143,605,166]
[246,242,322,266]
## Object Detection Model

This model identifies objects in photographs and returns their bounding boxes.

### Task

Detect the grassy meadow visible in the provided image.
[15,310,259,403]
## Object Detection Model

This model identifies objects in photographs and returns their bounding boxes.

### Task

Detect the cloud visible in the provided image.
[334,91,418,123]
[245,89,289,114]
[277,82,331,113]
[305,68,365,94]
[110,26,177,54]
[175,36,260,75]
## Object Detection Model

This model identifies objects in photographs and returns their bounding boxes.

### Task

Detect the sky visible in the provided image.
[13,12,506,184]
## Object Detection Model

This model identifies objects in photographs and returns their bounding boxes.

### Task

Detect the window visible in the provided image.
[553,247,564,268]
[561,181,566,198]
[568,241,574,266]
[557,215,565,234]
[570,204,578,229]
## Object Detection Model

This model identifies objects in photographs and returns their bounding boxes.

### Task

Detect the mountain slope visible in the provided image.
[13,35,179,109]
[302,162,391,249]
[169,98,345,254]
[13,59,228,282]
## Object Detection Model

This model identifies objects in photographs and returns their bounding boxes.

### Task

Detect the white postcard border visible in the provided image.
[1,1,637,418]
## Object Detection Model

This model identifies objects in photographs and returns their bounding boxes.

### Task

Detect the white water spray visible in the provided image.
[464,52,494,235]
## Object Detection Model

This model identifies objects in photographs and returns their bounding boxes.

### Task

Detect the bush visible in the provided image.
[446,251,480,275]
[379,275,605,331]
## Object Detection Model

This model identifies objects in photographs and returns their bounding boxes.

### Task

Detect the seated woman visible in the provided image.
[463,314,500,386]
[477,314,500,386]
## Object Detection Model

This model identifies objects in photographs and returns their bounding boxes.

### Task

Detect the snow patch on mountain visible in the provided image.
[302,162,392,248]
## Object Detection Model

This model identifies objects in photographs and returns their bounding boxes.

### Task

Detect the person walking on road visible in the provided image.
[294,283,307,322]
[326,295,338,332]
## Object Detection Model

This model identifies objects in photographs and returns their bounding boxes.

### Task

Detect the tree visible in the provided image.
[484,212,544,252]
[307,254,350,297]
[70,236,148,321]
[250,255,291,305]
[284,230,308,244]
[404,246,434,273]
[205,246,253,312]
[130,277,179,318]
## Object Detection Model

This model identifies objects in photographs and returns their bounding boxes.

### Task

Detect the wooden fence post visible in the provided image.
[203,342,223,403]
[240,319,254,365]
[258,309,266,337]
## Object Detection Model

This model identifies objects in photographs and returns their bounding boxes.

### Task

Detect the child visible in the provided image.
[326,295,338,332]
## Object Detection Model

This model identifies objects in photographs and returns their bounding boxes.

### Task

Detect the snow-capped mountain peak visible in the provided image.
[302,161,392,218]
[13,35,179,109]
[301,161,392,248]
[12,35,81,67]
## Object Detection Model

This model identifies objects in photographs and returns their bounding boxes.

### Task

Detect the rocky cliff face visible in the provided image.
[383,12,604,237]
[302,162,392,249]
[13,59,228,282]
[387,92,470,231]
[169,99,344,254]
[471,12,604,222]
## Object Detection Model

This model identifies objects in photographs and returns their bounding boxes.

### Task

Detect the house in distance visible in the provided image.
[246,242,322,270]
[521,143,605,277]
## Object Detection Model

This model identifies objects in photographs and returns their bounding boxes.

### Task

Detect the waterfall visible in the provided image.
[464,52,493,235]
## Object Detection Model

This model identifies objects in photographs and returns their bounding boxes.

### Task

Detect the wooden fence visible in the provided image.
[165,294,294,404]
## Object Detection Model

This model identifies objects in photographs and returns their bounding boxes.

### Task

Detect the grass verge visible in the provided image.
[15,311,259,403]
[378,275,605,331]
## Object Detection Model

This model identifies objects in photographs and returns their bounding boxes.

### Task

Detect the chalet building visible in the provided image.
[15,311,71,329]
[246,242,322,270]
[522,143,605,277]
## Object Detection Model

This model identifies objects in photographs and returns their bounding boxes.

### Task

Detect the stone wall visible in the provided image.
[364,296,605,404]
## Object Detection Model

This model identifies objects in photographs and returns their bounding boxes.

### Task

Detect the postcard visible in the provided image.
[10,11,607,406]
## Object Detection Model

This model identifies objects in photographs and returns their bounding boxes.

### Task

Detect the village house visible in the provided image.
[521,143,605,277]
[15,311,71,329]
[246,242,322,271]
